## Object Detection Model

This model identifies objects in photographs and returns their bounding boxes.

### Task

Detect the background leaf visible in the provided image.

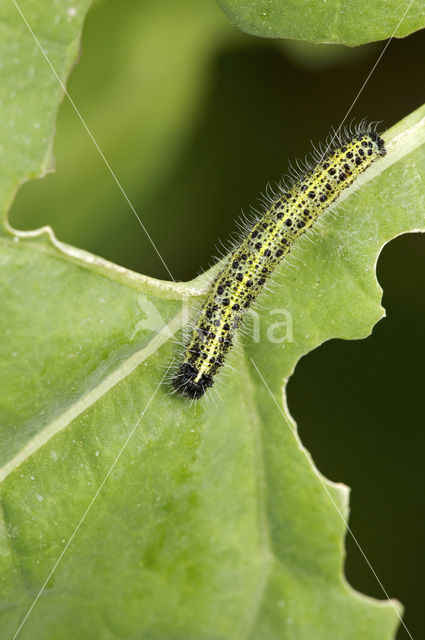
[0,1,424,639]
[216,0,425,46]
[0,0,91,216]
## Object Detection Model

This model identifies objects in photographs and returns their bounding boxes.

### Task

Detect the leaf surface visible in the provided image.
[217,0,425,46]
[1,2,425,639]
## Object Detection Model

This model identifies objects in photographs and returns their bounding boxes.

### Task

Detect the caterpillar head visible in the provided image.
[172,362,213,399]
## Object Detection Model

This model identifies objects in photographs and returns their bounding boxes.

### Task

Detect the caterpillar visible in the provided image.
[172,125,386,399]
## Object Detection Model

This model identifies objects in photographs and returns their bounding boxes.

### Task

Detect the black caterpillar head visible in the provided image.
[172,362,213,399]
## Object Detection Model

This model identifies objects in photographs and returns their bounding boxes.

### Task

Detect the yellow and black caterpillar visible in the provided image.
[173,126,386,399]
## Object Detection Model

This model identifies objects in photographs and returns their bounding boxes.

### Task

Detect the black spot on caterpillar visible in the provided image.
[172,125,386,399]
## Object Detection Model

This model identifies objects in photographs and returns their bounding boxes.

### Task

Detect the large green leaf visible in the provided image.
[1,1,424,639]
[217,0,425,46]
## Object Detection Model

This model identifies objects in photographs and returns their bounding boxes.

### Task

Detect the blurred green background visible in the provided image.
[10,0,424,638]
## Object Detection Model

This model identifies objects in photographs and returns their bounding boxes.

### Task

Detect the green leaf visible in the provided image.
[216,0,425,46]
[1,2,424,639]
